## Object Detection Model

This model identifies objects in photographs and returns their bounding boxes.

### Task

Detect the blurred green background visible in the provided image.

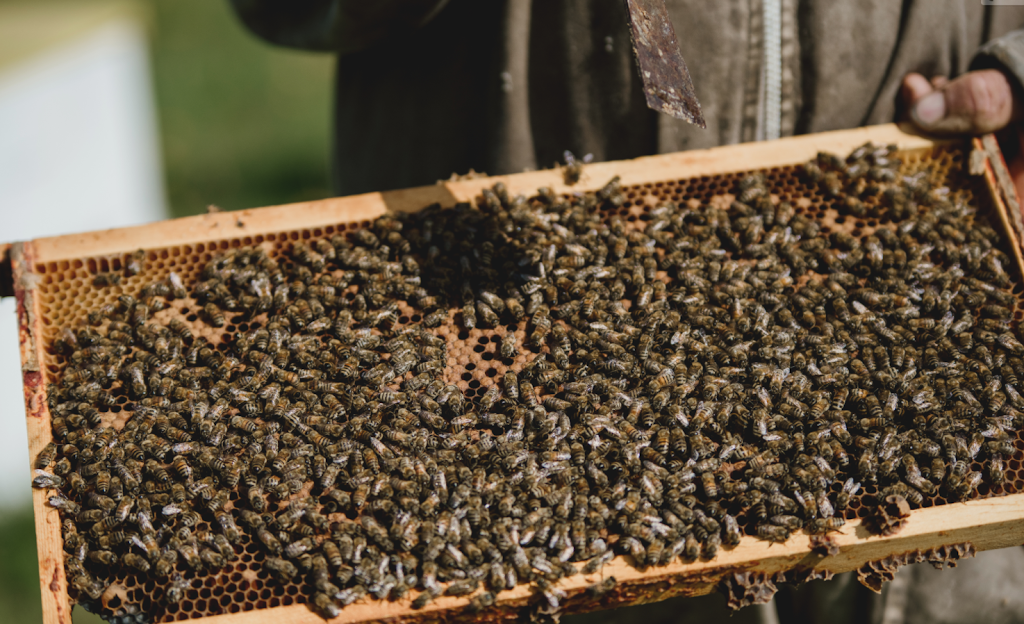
[150,0,333,217]
[0,0,332,621]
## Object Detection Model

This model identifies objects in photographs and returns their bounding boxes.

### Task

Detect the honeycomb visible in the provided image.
[607,146,1024,527]
[29,141,1024,622]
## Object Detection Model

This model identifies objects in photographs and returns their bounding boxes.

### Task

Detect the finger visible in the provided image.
[930,75,949,89]
[911,69,1015,134]
[901,73,935,105]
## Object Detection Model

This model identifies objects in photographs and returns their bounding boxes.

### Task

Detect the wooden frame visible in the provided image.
[9,123,1024,624]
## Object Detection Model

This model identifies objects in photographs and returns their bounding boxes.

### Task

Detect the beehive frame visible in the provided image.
[9,123,1024,624]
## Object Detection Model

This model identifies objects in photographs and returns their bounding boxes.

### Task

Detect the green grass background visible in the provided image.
[1,0,333,621]
[150,0,334,217]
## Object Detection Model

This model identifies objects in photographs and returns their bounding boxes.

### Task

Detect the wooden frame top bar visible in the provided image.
[20,123,935,265]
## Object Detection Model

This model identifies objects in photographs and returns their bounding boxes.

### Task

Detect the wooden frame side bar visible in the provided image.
[13,241,72,624]
[977,135,1024,282]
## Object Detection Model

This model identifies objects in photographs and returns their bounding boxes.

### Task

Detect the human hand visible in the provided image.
[902,70,1018,134]
[902,70,1024,205]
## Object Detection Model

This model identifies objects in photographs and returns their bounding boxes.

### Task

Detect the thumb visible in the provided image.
[911,69,1016,134]
[901,73,935,106]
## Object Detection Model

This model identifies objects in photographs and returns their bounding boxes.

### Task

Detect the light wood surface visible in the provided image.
[978,135,1024,281]
[183,492,1024,624]
[11,123,1023,624]
[12,242,73,624]
[442,122,938,202]
[24,123,937,265]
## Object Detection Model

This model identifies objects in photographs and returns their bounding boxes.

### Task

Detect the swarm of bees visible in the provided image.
[32,142,1024,621]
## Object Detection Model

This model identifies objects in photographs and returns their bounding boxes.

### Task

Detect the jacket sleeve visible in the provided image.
[971,29,1024,97]
[228,0,450,55]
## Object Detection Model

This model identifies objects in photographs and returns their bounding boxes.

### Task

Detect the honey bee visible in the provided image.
[808,517,846,534]
[88,550,118,565]
[92,272,122,287]
[411,588,441,610]
[265,557,298,581]
[144,459,169,484]
[502,371,520,401]
[301,591,339,619]
[126,249,146,276]
[530,307,552,346]
[70,573,107,600]
[47,494,81,515]
[35,442,57,469]
[204,302,226,327]
[722,514,742,547]
[66,472,87,494]
[122,552,150,572]
[499,332,519,358]
[756,524,791,543]
[32,470,63,489]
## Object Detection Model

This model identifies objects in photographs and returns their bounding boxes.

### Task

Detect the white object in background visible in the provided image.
[761,0,782,141]
[0,5,167,508]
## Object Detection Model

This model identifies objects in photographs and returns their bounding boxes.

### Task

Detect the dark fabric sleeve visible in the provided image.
[971,29,1024,100]
[227,0,450,54]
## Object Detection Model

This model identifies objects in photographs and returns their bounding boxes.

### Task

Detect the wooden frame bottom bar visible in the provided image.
[188,493,1024,624]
